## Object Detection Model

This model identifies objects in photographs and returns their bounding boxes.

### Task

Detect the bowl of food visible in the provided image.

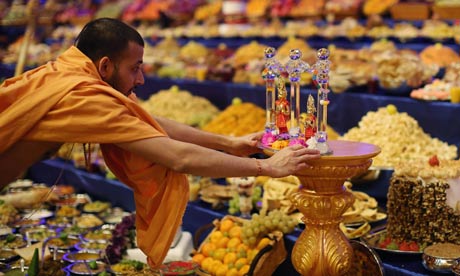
[46,216,72,228]
[81,228,113,242]
[422,243,460,274]
[83,201,111,214]
[52,194,91,207]
[159,261,199,276]
[75,214,103,229]
[0,249,19,263]
[23,226,56,243]
[0,234,27,249]
[46,234,80,251]
[75,240,109,253]
[110,259,147,275]
[62,251,102,264]
[67,260,107,275]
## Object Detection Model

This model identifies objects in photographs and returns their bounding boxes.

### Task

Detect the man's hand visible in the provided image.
[264,145,321,178]
[226,132,264,157]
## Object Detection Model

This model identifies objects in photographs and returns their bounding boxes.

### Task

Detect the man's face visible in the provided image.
[106,41,145,96]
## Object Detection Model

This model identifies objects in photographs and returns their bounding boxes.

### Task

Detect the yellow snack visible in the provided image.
[201,102,265,136]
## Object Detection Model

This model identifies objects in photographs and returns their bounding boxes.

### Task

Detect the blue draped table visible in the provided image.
[27,159,434,276]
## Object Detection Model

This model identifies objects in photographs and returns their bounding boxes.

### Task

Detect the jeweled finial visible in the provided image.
[317,48,330,60]
[264,47,276,59]
[289,49,302,60]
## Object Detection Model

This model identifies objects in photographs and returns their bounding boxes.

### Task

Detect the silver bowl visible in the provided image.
[422,243,460,274]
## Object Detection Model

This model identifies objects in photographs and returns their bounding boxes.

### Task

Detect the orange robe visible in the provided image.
[0,46,189,268]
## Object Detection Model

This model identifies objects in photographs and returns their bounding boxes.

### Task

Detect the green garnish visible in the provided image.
[59,233,68,243]
[88,260,98,270]
[5,234,16,243]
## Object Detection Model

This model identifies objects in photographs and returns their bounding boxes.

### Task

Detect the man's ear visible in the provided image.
[96,56,113,80]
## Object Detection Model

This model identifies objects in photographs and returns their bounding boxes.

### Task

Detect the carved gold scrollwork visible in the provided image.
[288,141,380,275]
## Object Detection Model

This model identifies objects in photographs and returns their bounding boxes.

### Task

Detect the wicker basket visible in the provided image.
[390,3,431,20]
[194,216,287,276]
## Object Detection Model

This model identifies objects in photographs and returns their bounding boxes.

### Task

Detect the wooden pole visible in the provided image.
[14,0,39,76]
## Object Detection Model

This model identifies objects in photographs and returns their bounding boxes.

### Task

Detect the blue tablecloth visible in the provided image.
[27,159,435,276]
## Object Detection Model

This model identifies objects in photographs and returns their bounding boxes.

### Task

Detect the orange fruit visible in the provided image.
[236,243,248,252]
[220,218,235,233]
[227,237,241,251]
[226,267,239,276]
[213,248,227,261]
[201,257,214,272]
[228,226,242,239]
[211,231,224,243]
[238,264,250,276]
[216,236,230,248]
[201,242,217,257]
[210,259,223,275]
[223,252,237,265]
[234,257,248,270]
[216,263,229,276]
[192,253,205,265]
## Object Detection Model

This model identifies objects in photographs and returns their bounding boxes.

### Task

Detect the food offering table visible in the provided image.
[27,159,439,276]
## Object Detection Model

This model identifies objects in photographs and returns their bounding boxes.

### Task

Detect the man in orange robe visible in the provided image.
[0,18,320,268]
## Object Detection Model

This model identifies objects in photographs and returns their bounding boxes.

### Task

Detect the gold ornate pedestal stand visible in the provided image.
[290,140,380,276]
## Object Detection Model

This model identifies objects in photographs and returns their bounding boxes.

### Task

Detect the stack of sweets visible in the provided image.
[386,157,460,245]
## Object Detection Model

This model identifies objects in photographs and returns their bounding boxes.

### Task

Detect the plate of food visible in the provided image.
[67,260,107,275]
[62,251,102,263]
[8,218,41,229]
[51,194,91,207]
[46,234,80,251]
[110,259,147,275]
[55,205,81,218]
[103,208,131,225]
[23,226,56,243]
[0,248,20,263]
[0,234,27,249]
[46,216,71,228]
[75,240,109,253]
[83,201,111,214]
[360,227,425,255]
[75,214,104,229]
[81,228,113,242]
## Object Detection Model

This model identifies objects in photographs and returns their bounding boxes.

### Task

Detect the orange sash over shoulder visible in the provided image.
[0,46,189,267]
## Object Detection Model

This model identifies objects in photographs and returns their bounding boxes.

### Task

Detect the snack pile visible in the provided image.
[340,105,458,167]
[140,85,220,128]
[202,101,266,136]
